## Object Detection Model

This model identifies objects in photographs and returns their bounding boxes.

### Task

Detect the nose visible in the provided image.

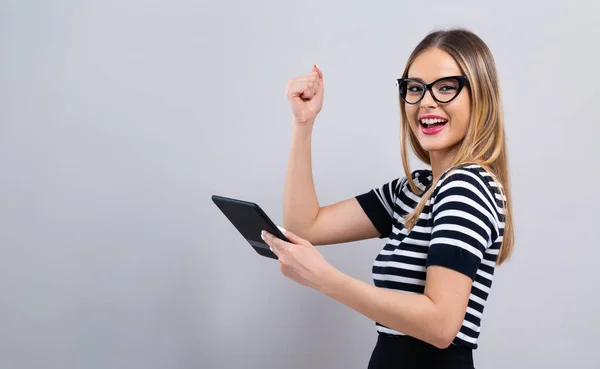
[419,87,437,108]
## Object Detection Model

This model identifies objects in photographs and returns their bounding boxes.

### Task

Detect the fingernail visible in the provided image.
[277,225,287,234]
[261,230,265,241]
[269,247,273,252]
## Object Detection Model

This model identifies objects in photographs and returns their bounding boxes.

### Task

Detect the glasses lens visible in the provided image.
[398,80,424,104]
[431,77,461,103]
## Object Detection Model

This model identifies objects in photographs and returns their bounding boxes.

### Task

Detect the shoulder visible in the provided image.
[434,164,500,197]
[432,163,504,221]
[377,168,432,195]
[430,164,504,241]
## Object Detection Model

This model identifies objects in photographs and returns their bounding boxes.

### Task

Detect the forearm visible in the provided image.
[282,121,320,236]
[319,268,453,349]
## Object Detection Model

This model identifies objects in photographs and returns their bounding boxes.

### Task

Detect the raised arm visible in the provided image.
[282,65,379,245]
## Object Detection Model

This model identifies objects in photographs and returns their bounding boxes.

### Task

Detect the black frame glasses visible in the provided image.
[396,75,469,104]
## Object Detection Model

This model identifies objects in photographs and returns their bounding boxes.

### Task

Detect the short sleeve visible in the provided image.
[426,170,499,280]
[355,177,403,238]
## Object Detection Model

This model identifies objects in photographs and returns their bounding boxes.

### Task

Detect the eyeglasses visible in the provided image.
[396,75,468,104]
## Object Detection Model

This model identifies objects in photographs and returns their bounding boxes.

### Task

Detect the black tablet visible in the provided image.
[211,194,289,260]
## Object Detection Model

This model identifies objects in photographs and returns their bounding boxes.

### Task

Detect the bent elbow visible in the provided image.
[432,334,454,349]
[431,324,460,349]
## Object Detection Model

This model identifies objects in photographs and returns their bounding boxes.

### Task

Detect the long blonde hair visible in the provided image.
[400,28,514,265]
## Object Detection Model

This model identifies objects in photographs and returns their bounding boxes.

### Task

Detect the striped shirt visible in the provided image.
[355,164,505,349]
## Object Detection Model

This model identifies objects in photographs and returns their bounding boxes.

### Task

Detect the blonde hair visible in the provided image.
[400,28,514,265]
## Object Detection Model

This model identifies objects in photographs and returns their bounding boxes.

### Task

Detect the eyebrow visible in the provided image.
[406,75,460,83]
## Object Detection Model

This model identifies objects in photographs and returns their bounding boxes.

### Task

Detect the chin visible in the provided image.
[420,140,446,151]
[416,135,461,154]
[416,135,447,151]
[410,122,464,155]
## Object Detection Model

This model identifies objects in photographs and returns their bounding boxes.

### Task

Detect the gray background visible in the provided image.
[1,1,599,368]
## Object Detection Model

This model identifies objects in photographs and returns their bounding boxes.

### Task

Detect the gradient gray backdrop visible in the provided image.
[1,1,599,368]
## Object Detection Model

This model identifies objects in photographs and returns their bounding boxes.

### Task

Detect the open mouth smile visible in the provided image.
[418,115,448,135]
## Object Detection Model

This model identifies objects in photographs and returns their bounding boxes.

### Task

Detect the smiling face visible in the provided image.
[403,48,471,158]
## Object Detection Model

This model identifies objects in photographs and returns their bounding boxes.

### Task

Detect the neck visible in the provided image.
[429,145,460,181]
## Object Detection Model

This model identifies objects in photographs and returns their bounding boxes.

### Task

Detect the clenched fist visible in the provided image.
[285,65,324,125]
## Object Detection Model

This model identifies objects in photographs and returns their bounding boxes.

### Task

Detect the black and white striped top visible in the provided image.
[356,164,505,349]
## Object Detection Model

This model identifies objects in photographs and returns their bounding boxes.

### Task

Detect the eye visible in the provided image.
[407,84,423,93]
[437,84,457,94]
[434,78,460,94]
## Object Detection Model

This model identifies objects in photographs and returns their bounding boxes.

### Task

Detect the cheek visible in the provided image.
[448,100,471,132]
[451,110,469,131]
[405,105,419,126]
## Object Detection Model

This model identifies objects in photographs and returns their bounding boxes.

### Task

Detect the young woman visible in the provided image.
[261,28,514,369]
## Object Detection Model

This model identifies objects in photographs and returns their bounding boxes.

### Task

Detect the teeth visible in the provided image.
[420,118,448,125]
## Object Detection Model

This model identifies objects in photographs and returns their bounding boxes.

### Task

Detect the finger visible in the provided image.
[286,78,307,97]
[316,74,324,96]
[261,230,277,255]
[300,85,315,100]
[312,64,322,79]
[288,79,314,100]
[261,230,288,255]
[308,74,319,96]
[282,230,310,247]
[264,233,283,258]
[311,65,323,96]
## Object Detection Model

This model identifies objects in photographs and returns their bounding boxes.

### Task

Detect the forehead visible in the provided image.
[407,48,462,82]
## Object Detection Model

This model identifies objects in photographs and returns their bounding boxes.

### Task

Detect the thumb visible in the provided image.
[281,229,311,246]
[313,64,323,79]
[313,64,324,94]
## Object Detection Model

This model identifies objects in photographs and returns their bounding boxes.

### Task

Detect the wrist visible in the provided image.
[317,265,344,296]
[292,116,315,127]
[291,121,314,140]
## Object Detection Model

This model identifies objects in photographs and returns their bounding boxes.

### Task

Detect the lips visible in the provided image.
[418,115,448,135]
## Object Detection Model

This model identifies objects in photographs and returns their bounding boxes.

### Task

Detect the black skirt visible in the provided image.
[367,333,475,369]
